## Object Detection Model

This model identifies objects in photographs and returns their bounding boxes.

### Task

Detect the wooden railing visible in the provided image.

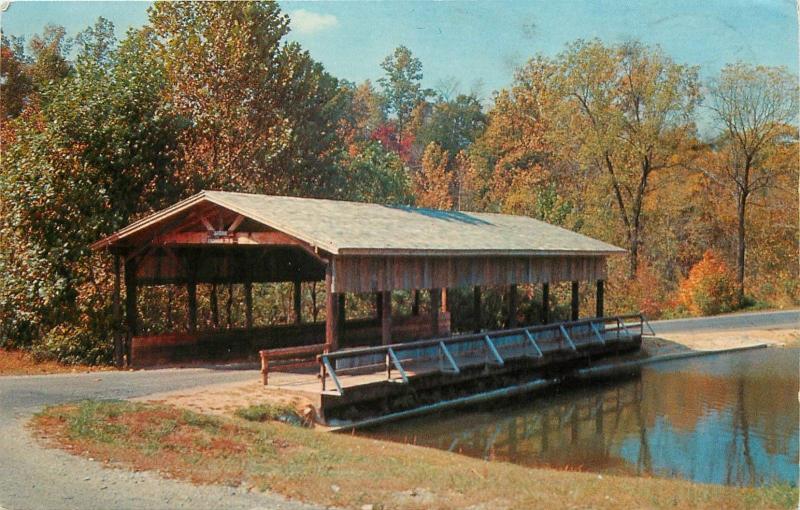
[318,314,646,395]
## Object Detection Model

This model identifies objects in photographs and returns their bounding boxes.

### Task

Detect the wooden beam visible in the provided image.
[596,280,605,318]
[429,288,440,337]
[124,257,138,365]
[571,281,579,321]
[187,280,197,332]
[381,290,392,345]
[294,280,302,324]
[199,215,215,232]
[441,288,448,313]
[508,284,518,328]
[337,293,346,339]
[542,283,550,324]
[154,230,307,246]
[210,283,219,328]
[412,290,420,316]
[473,286,482,333]
[228,214,245,233]
[112,255,123,368]
[244,281,253,329]
[325,264,339,352]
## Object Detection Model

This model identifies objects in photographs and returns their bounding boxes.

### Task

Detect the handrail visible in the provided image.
[318,314,644,394]
[322,314,643,361]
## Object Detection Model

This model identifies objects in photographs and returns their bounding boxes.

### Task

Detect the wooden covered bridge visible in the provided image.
[93,190,626,369]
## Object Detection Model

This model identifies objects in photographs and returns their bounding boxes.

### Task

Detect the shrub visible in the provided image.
[234,403,306,427]
[677,250,740,316]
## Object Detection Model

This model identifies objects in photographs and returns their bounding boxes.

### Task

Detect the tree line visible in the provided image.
[1,2,797,363]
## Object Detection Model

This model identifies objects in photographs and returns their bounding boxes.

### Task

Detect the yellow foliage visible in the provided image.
[677,251,740,316]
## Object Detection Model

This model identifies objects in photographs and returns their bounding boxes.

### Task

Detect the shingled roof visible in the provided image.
[93,190,625,257]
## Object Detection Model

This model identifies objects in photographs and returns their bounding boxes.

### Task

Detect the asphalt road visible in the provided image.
[0,309,796,510]
[0,367,321,510]
[648,309,798,334]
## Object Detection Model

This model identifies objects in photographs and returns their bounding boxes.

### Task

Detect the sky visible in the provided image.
[1,0,797,102]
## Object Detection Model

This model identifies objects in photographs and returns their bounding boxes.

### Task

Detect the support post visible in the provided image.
[596,280,605,318]
[412,290,420,316]
[473,285,482,333]
[571,280,579,321]
[293,279,302,324]
[244,281,253,329]
[112,254,122,368]
[210,283,219,328]
[508,284,518,328]
[187,280,197,333]
[542,283,550,325]
[124,256,138,339]
[381,290,392,345]
[429,288,441,336]
[441,288,448,313]
[325,264,339,352]
[375,291,383,320]
[337,293,346,339]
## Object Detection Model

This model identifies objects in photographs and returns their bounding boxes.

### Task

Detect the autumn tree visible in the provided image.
[416,94,486,159]
[149,1,345,196]
[378,46,430,143]
[0,21,180,361]
[546,40,700,277]
[414,142,453,209]
[26,24,72,91]
[0,35,33,119]
[706,63,799,300]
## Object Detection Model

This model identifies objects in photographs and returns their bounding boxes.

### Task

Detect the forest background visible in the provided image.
[1,2,797,364]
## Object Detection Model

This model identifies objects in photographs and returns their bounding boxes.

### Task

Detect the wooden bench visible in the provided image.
[260,344,326,385]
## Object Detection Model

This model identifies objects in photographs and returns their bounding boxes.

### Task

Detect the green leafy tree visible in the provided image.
[416,94,486,159]
[27,24,72,91]
[378,46,430,143]
[338,141,413,205]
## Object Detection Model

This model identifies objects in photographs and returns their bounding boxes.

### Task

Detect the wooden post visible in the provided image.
[187,280,197,333]
[571,280,579,321]
[542,283,550,324]
[325,264,339,352]
[596,280,605,318]
[293,279,302,324]
[508,284,518,328]
[244,281,253,329]
[210,283,219,328]
[441,288,448,313]
[412,290,420,316]
[375,291,383,320]
[337,293,346,340]
[473,285,482,333]
[429,288,441,336]
[381,290,392,345]
[123,256,138,366]
[112,254,122,368]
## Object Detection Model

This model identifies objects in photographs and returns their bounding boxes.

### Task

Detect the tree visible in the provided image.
[548,40,700,277]
[416,94,486,159]
[378,46,429,143]
[0,35,33,119]
[338,80,386,143]
[0,21,181,361]
[414,142,453,209]
[26,24,72,90]
[706,63,799,300]
[149,1,345,197]
[338,141,413,205]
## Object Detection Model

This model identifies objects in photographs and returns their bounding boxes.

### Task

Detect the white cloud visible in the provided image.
[290,9,339,34]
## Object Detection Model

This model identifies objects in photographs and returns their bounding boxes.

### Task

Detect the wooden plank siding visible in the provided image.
[331,255,607,294]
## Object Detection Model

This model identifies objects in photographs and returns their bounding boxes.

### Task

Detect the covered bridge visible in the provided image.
[92,191,624,367]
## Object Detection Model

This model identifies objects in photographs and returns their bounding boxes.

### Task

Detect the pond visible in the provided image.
[363,347,799,487]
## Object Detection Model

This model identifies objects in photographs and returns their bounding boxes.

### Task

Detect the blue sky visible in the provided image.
[1,0,796,101]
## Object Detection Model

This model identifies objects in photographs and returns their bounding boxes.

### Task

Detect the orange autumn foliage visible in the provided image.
[677,250,740,316]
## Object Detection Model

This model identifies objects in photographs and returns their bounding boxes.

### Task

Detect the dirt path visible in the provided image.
[0,369,322,510]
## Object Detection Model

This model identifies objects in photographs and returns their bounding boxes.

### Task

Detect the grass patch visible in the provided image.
[31,400,798,510]
[234,403,307,427]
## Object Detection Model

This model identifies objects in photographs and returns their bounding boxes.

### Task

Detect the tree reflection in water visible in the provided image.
[364,348,799,487]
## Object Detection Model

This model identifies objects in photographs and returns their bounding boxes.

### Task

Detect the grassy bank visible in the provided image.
[31,400,795,510]
[0,348,110,376]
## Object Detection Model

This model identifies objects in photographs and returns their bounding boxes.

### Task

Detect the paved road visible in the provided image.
[648,309,798,334]
[0,367,321,510]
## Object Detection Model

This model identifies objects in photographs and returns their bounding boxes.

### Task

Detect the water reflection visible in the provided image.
[366,348,799,487]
